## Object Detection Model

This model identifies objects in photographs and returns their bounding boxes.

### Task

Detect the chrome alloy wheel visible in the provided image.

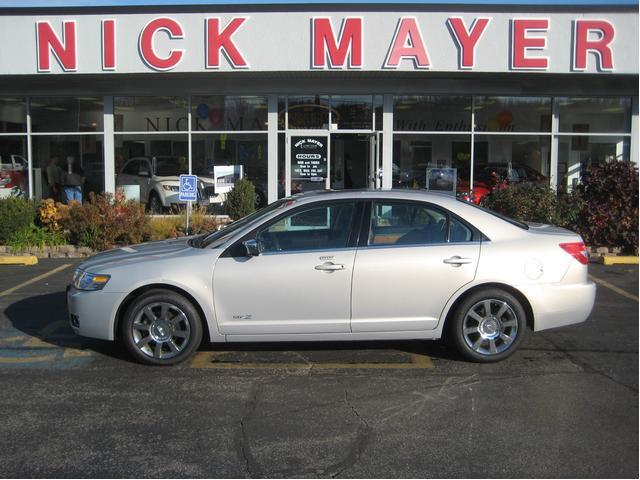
[462,299,519,356]
[131,302,191,360]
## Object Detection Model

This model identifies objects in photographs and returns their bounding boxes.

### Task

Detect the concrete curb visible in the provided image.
[597,256,639,266]
[0,255,38,266]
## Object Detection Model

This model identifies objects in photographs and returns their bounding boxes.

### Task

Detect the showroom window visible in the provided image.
[392,96,473,194]
[30,96,104,202]
[555,97,632,192]
[0,98,28,198]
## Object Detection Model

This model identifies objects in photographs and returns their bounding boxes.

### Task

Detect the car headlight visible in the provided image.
[73,269,111,291]
[162,185,180,192]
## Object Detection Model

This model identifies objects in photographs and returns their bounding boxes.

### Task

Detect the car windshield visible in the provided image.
[196,198,290,249]
[459,199,529,230]
[154,158,186,177]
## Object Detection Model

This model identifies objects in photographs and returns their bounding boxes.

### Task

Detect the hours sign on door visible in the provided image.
[291,137,327,182]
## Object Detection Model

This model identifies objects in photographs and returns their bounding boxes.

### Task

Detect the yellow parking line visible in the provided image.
[63,348,92,358]
[589,274,639,302]
[190,351,435,370]
[0,354,55,364]
[0,263,72,297]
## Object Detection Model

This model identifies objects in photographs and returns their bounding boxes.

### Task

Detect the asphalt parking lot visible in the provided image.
[0,259,637,478]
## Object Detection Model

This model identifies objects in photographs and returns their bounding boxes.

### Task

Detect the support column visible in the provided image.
[631,96,638,165]
[550,98,559,191]
[382,94,393,189]
[103,96,115,194]
[267,95,278,203]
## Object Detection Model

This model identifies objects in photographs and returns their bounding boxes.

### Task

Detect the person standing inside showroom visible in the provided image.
[63,156,85,204]
[46,155,64,202]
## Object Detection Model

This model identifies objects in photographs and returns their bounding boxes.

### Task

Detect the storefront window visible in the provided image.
[330,95,372,130]
[472,135,551,200]
[393,134,471,190]
[558,135,631,192]
[474,97,551,133]
[394,96,471,132]
[0,98,26,133]
[287,95,330,129]
[31,97,103,133]
[192,96,267,131]
[0,136,28,197]
[557,97,631,134]
[31,135,104,201]
[374,95,383,131]
[115,96,187,132]
[192,133,268,208]
[114,134,188,210]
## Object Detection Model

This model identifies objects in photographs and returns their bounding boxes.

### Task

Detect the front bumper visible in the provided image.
[67,285,124,341]
[516,281,597,332]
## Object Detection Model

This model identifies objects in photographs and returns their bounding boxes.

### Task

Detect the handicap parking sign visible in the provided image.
[179,175,198,201]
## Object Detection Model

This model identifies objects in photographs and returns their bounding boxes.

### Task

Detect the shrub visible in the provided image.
[146,207,224,241]
[62,192,148,251]
[226,179,256,220]
[480,184,582,228]
[7,224,67,249]
[38,198,69,233]
[575,160,638,253]
[0,197,37,244]
[147,216,182,241]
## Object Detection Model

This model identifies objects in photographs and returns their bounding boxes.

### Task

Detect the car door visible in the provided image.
[213,200,362,335]
[351,200,481,333]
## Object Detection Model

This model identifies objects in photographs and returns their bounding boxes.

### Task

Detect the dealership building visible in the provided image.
[0,0,637,206]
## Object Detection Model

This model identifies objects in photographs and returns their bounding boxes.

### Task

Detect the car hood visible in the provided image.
[78,237,194,272]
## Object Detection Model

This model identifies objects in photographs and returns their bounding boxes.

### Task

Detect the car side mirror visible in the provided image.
[243,239,260,257]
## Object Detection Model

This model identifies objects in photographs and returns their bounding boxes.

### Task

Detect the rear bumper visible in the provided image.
[516,281,596,332]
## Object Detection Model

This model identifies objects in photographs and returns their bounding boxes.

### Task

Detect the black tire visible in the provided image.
[449,288,527,363]
[148,192,164,214]
[255,188,267,209]
[121,289,203,366]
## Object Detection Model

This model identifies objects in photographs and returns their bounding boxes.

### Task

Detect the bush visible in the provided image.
[226,179,256,220]
[62,192,148,251]
[146,207,225,241]
[480,184,582,228]
[0,197,37,244]
[7,224,67,249]
[38,198,69,233]
[147,216,182,241]
[575,160,638,253]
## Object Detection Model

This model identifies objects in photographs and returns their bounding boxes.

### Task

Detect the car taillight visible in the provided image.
[559,242,589,265]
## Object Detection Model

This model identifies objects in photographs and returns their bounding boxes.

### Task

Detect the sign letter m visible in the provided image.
[312,17,362,69]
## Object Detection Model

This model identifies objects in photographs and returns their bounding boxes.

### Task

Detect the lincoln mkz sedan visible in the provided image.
[68,190,596,365]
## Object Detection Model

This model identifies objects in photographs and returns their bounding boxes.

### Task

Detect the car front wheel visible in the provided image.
[449,288,527,363]
[121,289,203,365]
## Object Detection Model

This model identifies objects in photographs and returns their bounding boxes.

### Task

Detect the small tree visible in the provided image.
[226,179,257,220]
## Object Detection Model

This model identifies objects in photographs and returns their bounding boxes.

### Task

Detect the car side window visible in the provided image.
[369,202,448,246]
[122,160,138,175]
[449,216,473,243]
[256,202,355,253]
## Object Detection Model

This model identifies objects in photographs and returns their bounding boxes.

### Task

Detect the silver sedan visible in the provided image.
[67,190,596,365]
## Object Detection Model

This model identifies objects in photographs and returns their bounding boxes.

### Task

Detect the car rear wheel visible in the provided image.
[449,288,527,363]
[121,289,203,365]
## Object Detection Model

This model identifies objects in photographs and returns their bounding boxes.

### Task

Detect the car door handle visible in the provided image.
[443,256,473,266]
[315,262,345,272]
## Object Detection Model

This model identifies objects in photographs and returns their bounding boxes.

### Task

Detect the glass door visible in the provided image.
[286,131,329,196]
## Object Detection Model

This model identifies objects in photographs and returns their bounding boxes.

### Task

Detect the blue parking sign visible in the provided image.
[179,174,198,201]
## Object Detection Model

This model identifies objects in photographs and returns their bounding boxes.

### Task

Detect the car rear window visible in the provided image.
[458,200,529,230]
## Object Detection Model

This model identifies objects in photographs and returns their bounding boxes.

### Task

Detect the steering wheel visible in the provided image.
[256,230,281,252]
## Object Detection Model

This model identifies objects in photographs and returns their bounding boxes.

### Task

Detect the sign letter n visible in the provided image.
[37,21,77,72]
[312,17,363,69]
